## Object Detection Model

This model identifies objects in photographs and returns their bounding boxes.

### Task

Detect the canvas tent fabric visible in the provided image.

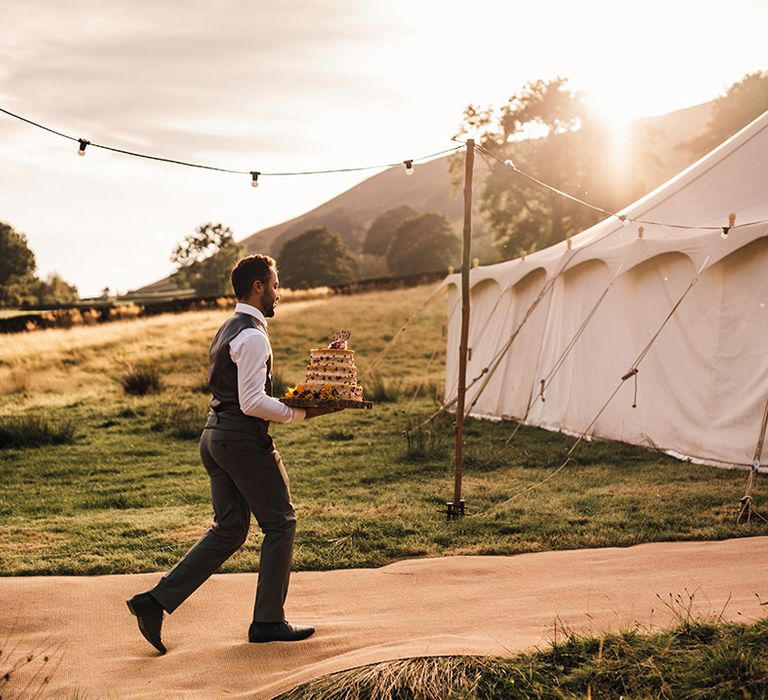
[443,109,768,468]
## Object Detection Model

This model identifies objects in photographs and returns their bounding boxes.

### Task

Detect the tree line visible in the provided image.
[170,70,768,296]
[0,221,78,306]
[455,71,768,258]
[169,208,462,295]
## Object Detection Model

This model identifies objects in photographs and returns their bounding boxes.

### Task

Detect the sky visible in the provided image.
[1,0,767,297]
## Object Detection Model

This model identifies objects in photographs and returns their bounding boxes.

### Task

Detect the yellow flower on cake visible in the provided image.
[319,384,336,400]
[284,384,305,398]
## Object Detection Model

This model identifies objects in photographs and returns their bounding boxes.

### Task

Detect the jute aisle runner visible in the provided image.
[1,536,767,699]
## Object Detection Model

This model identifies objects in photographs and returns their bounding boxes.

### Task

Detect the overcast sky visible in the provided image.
[1,0,767,296]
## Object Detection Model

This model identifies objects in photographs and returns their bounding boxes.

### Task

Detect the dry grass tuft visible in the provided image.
[119,364,163,395]
[0,414,76,449]
[365,372,402,403]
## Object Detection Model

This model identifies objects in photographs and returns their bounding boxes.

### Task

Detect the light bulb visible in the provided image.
[403,159,414,176]
[77,139,89,156]
[504,159,516,169]
[720,229,729,239]
[250,171,260,188]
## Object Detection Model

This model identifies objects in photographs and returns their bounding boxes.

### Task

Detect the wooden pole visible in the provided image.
[738,395,768,524]
[449,138,474,520]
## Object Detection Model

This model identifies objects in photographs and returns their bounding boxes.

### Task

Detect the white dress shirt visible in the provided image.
[229,302,305,423]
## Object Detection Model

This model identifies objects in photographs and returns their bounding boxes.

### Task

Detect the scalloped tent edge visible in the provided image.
[441,109,768,468]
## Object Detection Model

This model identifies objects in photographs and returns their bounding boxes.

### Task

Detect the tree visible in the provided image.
[278,228,356,289]
[386,212,460,275]
[171,222,244,296]
[456,77,650,258]
[0,221,37,306]
[363,205,419,257]
[27,273,79,305]
[683,71,768,158]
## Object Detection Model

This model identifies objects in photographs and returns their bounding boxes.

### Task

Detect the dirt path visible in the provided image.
[2,536,766,699]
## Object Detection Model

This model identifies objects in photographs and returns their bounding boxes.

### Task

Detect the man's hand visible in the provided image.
[304,407,345,419]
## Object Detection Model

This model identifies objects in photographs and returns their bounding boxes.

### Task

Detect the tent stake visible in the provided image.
[448,139,474,521]
[738,396,768,525]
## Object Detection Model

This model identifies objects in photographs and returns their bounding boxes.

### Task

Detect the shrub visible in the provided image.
[40,308,84,328]
[0,414,76,449]
[81,308,101,325]
[109,303,143,321]
[119,364,163,395]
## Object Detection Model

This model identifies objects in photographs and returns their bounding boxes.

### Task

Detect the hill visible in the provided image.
[241,100,714,258]
[136,100,713,295]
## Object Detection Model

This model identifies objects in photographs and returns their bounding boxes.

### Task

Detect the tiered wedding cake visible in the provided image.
[282,331,370,407]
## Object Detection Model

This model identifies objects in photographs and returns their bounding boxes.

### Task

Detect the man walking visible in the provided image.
[127,254,338,653]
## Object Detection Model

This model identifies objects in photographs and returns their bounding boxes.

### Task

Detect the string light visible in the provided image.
[4,104,767,237]
[721,211,737,239]
[638,226,644,239]
[470,140,768,235]
[0,105,462,181]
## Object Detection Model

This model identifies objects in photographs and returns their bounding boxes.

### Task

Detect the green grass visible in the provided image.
[0,284,765,575]
[276,616,768,698]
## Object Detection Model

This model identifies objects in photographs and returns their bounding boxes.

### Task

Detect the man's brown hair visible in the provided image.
[231,254,277,299]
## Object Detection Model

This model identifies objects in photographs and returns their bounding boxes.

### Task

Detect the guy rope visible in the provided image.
[471,258,710,519]
[737,396,768,525]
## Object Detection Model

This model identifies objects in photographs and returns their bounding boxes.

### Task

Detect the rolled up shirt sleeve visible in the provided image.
[229,328,305,423]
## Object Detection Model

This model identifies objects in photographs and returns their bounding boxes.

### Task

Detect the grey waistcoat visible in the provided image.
[204,312,273,440]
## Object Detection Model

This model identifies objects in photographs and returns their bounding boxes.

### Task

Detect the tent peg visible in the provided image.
[446,499,465,521]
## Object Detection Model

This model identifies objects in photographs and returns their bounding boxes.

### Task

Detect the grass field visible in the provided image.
[0,284,765,576]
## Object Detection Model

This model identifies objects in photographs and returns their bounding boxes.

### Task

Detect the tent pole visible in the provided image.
[448,138,474,521]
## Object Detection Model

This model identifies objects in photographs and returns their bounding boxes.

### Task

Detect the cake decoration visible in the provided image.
[328,330,350,349]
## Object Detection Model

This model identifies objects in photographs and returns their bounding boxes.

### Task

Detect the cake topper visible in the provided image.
[328,330,350,349]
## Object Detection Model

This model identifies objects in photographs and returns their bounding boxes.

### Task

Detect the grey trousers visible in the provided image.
[150,428,297,623]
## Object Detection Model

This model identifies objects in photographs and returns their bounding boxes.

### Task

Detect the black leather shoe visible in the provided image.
[248,621,315,643]
[127,592,167,654]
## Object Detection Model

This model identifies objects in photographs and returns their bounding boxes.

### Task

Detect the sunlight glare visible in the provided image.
[584,89,638,171]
